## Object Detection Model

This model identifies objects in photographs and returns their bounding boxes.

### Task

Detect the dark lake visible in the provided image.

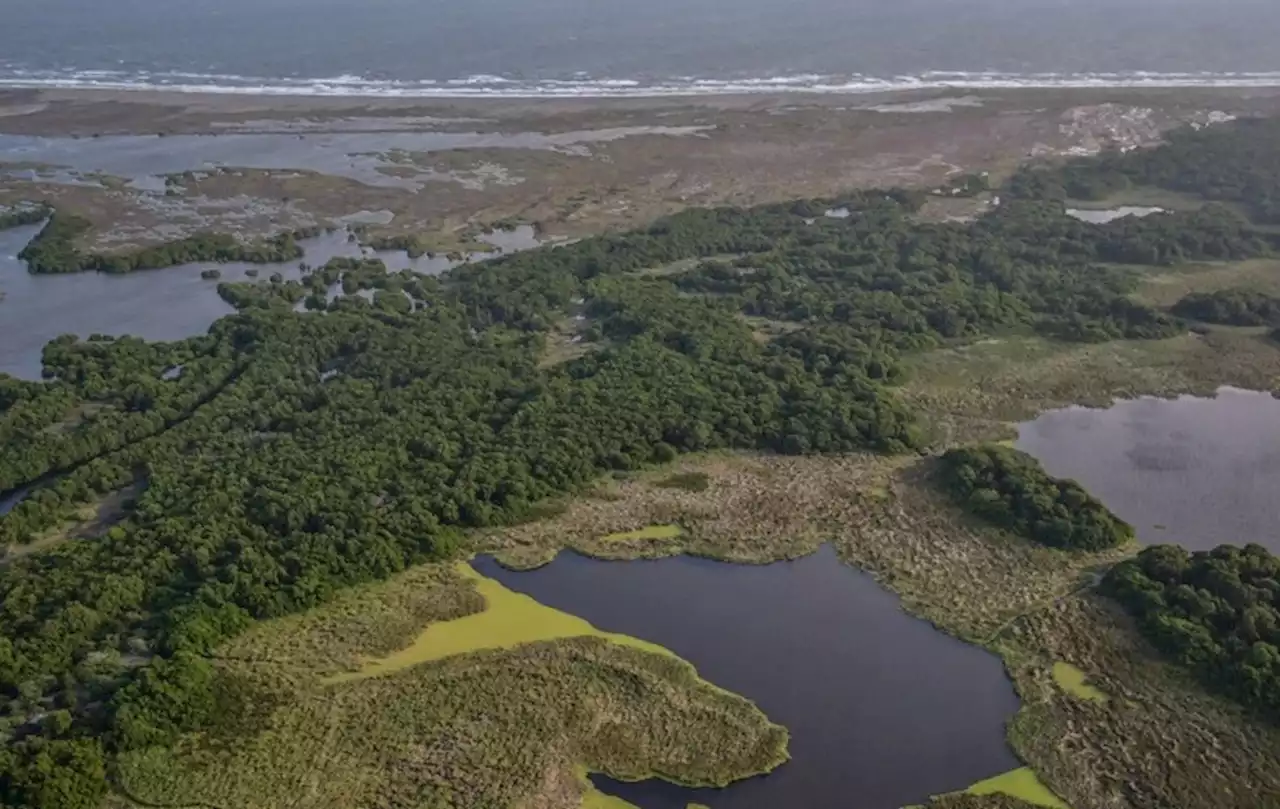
[1016,387,1280,553]
[475,545,1021,809]
[0,224,541,379]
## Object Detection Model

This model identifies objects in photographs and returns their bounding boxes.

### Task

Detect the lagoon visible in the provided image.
[477,546,1022,809]
[1016,387,1280,552]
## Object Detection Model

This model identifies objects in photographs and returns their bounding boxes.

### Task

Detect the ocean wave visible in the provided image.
[2,69,1280,98]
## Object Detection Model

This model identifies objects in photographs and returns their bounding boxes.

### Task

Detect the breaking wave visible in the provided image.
[3,69,1280,97]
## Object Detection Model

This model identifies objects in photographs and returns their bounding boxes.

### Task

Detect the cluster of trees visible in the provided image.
[1104,544,1280,722]
[1172,288,1280,327]
[0,204,50,231]
[1009,117,1280,224]
[17,211,319,274]
[939,445,1134,551]
[5,119,1280,806]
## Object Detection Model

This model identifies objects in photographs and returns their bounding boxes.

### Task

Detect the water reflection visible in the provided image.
[477,546,1021,809]
[1064,206,1164,224]
[1017,387,1280,552]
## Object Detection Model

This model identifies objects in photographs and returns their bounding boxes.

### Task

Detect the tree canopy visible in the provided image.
[1105,544,1280,722]
[5,116,1280,806]
[939,445,1134,551]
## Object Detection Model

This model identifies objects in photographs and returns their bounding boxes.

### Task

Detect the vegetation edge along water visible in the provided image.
[5,117,1280,808]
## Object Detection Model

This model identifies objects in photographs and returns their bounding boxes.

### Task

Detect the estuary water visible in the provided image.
[476,546,1022,809]
[1016,387,1280,553]
[1,0,1280,97]
[0,223,542,379]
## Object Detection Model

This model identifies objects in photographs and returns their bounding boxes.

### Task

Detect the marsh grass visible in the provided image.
[1132,258,1280,307]
[899,332,1280,447]
[121,561,787,809]
[653,471,711,492]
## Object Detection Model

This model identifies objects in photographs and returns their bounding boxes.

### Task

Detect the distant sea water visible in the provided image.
[4,0,1280,97]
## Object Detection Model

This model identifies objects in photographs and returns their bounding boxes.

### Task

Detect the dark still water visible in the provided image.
[475,546,1021,809]
[1016,387,1280,553]
[2,0,1280,96]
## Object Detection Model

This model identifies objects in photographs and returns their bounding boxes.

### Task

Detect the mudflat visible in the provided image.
[3,86,1280,252]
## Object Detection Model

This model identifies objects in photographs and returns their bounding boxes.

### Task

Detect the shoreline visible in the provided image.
[5,84,1280,138]
[4,68,1280,99]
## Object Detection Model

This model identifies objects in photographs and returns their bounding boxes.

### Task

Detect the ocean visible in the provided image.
[3,0,1280,97]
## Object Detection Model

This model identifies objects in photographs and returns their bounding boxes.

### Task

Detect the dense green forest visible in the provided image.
[938,445,1134,551]
[1172,288,1280,327]
[1104,544,1280,722]
[1008,116,1280,223]
[3,119,1280,807]
[17,211,320,274]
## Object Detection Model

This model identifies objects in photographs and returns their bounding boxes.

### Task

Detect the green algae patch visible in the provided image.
[327,561,673,683]
[601,524,684,542]
[965,768,1069,809]
[1052,662,1108,703]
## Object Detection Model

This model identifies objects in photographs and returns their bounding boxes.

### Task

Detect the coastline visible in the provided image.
[4,84,1280,143]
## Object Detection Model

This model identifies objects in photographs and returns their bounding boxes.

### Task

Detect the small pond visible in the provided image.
[1016,387,1280,552]
[0,224,542,379]
[1064,206,1164,224]
[476,545,1022,809]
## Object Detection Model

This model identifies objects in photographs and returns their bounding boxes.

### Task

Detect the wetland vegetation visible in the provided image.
[1105,544,1280,722]
[18,210,319,274]
[4,117,1280,809]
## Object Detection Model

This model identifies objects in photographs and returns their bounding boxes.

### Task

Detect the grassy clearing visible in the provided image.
[899,331,1280,447]
[1132,257,1280,307]
[1051,662,1108,704]
[963,768,1069,809]
[1064,187,1208,212]
[326,561,672,683]
[655,471,712,492]
[600,524,684,543]
[3,484,138,564]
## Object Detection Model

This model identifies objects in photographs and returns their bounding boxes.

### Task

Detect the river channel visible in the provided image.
[1016,386,1280,553]
[475,546,1022,809]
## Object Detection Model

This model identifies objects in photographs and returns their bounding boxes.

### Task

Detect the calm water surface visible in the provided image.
[1017,387,1280,552]
[0,129,710,190]
[476,546,1021,809]
[0,224,542,379]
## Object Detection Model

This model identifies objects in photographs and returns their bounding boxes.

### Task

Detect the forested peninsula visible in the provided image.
[17,211,320,274]
[4,118,1280,809]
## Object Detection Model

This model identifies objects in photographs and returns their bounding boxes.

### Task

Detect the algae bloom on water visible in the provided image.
[965,767,1070,809]
[600,524,684,542]
[327,561,673,682]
